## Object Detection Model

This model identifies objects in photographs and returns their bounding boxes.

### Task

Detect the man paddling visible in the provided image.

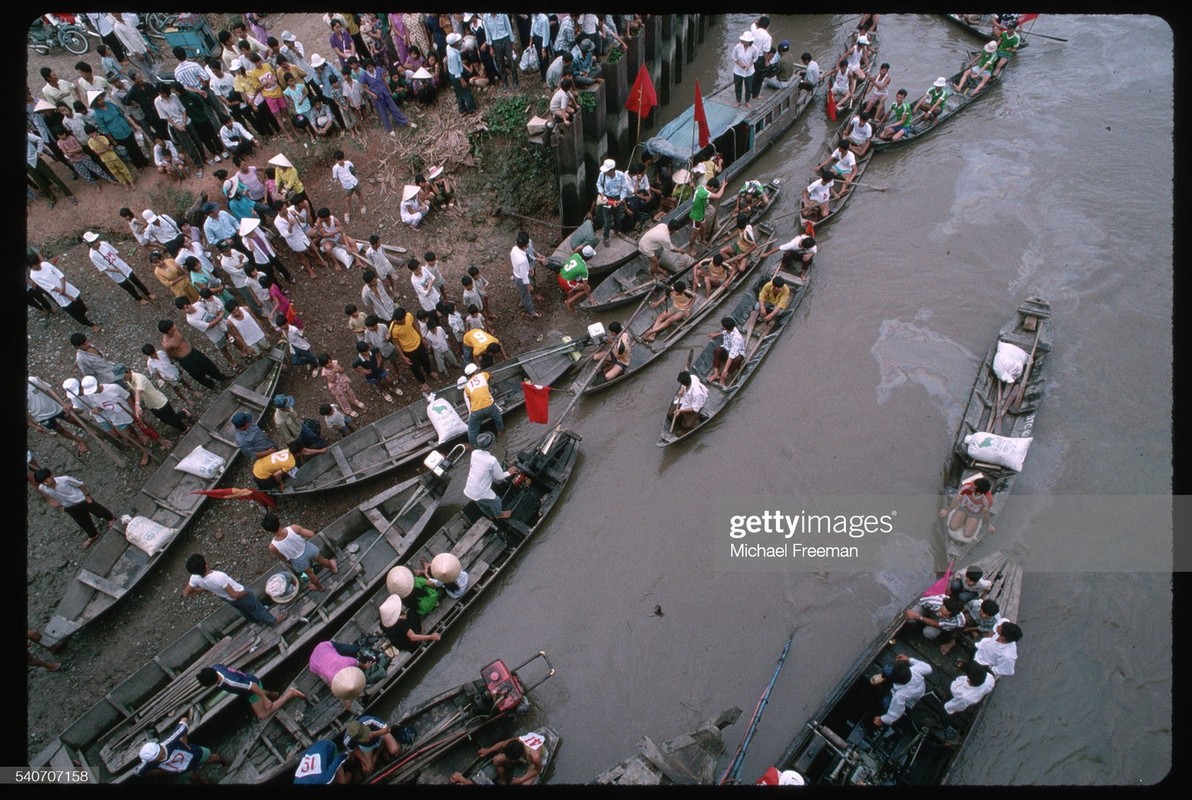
[954,41,999,96]
[913,77,949,124]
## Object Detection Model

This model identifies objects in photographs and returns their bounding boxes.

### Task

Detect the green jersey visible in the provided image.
[925,86,947,108]
[889,100,912,125]
[690,184,711,222]
[997,31,1020,54]
[410,576,442,617]
[560,253,589,281]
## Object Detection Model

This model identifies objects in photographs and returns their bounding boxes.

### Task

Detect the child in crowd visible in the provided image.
[320,402,354,436]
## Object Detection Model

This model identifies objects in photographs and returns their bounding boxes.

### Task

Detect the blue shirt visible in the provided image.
[446,46,464,79]
[203,211,239,245]
[136,720,204,776]
[212,664,260,698]
[235,423,277,459]
[357,68,387,97]
[312,65,341,101]
[482,13,513,42]
[293,739,346,784]
[91,102,133,140]
[597,170,631,200]
[531,13,550,41]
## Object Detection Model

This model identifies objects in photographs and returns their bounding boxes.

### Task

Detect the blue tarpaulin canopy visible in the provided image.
[644,98,745,161]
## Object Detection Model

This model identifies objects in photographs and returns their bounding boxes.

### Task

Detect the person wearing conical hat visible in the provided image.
[400,183,431,228]
[379,592,442,653]
[135,716,229,782]
[309,640,376,710]
[268,152,315,221]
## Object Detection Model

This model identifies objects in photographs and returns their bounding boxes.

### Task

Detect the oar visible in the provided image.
[994,320,1044,431]
[43,386,127,467]
[668,348,695,436]
[484,337,589,381]
[1019,29,1067,43]
[848,179,890,192]
[719,632,795,785]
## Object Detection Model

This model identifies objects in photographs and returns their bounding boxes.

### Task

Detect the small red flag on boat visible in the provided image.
[194,487,278,508]
[1016,13,1039,25]
[923,560,955,597]
[825,87,838,121]
[522,381,551,424]
[693,79,711,149]
[625,65,658,118]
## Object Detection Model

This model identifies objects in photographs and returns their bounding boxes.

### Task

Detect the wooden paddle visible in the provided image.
[848,179,890,192]
[37,382,126,467]
[994,319,1044,431]
[669,348,696,435]
[1019,30,1067,42]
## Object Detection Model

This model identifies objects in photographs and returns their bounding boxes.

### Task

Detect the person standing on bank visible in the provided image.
[28,254,101,330]
[34,467,115,549]
[183,553,288,626]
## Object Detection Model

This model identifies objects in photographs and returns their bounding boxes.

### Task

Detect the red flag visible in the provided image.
[825,86,837,121]
[693,79,710,149]
[1015,13,1039,25]
[625,65,657,118]
[522,381,551,424]
[923,560,955,597]
[194,488,278,508]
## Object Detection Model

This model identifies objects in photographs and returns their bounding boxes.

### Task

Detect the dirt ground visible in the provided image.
[25,12,591,759]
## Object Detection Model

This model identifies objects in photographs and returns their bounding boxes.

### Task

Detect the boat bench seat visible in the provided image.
[228,383,270,407]
[78,568,128,600]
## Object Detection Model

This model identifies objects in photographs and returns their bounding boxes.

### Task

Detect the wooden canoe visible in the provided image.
[572,222,775,398]
[547,219,639,280]
[939,297,1051,561]
[593,708,742,785]
[285,337,585,494]
[39,348,286,650]
[941,14,1029,48]
[219,427,582,784]
[658,255,807,446]
[418,726,560,786]
[580,181,781,314]
[775,549,1024,786]
[30,449,465,782]
[872,55,1002,151]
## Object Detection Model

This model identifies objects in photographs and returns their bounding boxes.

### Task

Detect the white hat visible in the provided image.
[267,153,293,168]
[281,30,296,41]
[142,209,158,223]
[600,158,616,173]
[379,594,403,627]
[446,32,462,46]
[581,245,596,258]
[933,76,948,87]
[83,231,100,243]
[464,363,478,376]
[426,165,444,180]
[402,184,421,202]
[412,66,433,80]
[778,770,805,785]
[984,40,998,53]
[672,168,691,184]
[461,13,475,22]
[62,377,81,395]
[430,552,462,583]
[739,31,754,42]
[457,376,468,388]
[857,35,870,45]
[266,572,299,603]
[309,53,326,68]
[139,742,165,764]
[86,89,105,106]
[385,565,414,597]
[331,666,366,700]
[239,217,261,237]
[34,98,55,112]
[691,163,706,174]
[81,376,100,395]
[230,57,246,71]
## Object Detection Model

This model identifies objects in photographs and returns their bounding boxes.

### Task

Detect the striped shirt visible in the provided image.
[173,59,208,91]
[210,664,260,697]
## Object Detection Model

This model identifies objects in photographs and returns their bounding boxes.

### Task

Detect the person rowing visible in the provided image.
[878,89,913,141]
[913,77,949,124]
[953,41,999,96]
[801,169,835,223]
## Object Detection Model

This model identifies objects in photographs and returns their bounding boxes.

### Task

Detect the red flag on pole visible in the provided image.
[825,87,837,121]
[522,381,552,424]
[194,487,278,508]
[693,79,711,149]
[625,65,658,118]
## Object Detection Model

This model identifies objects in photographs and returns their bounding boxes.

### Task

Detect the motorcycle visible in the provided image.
[28,14,90,56]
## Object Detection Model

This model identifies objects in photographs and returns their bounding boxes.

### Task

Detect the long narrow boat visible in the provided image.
[40,348,286,649]
[547,219,639,280]
[572,222,775,398]
[369,651,556,785]
[658,255,807,446]
[774,550,1024,786]
[580,181,780,314]
[220,427,582,783]
[939,297,1051,561]
[30,447,465,781]
[418,726,560,785]
[871,55,1001,151]
[593,708,742,785]
[286,337,585,494]
[802,140,874,231]
[941,14,1029,48]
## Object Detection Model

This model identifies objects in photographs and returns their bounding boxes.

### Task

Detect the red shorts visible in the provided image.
[557,275,580,293]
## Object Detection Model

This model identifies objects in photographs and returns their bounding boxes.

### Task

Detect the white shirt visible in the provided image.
[779,234,817,256]
[284,326,312,353]
[364,246,397,279]
[678,376,709,412]
[848,118,873,145]
[332,160,359,190]
[274,212,310,252]
[732,43,758,77]
[38,475,89,506]
[146,350,181,382]
[88,242,133,282]
[720,327,746,359]
[229,311,267,347]
[186,305,228,344]
[880,658,932,724]
[146,215,182,244]
[806,178,832,204]
[750,25,773,60]
[29,263,80,307]
[410,267,440,311]
[154,140,182,167]
[832,147,856,172]
[188,569,244,601]
[803,59,821,84]
[219,120,255,149]
[510,246,532,285]
[975,635,1019,677]
[361,283,395,321]
[464,448,511,502]
[220,250,251,288]
[86,383,135,426]
[944,672,997,715]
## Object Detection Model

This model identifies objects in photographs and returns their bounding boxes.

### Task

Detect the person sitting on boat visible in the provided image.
[450,733,547,785]
[196,663,306,721]
[718,213,759,261]
[342,715,402,780]
[756,767,806,785]
[905,595,970,656]
[231,412,272,457]
[815,139,857,199]
[944,661,996,716]
[625,162,662,228]
[963,598,1003,640]
[667,370,709,432]
[136,716,230,783]
[877,89,913,141]
[640,279,696,343]
[463,430,519,518]
[687,175,724,253]
[760,232,817,280]
[262,511,338,591]
[992,20,1022,77]
[662,167,694,213]
[293,738,350,784]
[843,108,875,158]
[695,152,724,188]
[968,620,1022,677]
[706,316,747,388]
[310,640,376,710]
[797,52,821,94]
[939,476,995,540]
[592,320,633,380]
[763,40,796,90]
[869,654,932,728]
[422,552,471,600]
[913,77,949,124]
[757,276,791,324]
[827,58,854,109]
[801,170,835,223]
[639,217,690,279]
[954,41,1000,96]
[860,62,891,124]
[734,179,769,219]
[379,593,442,652]
[842,35,870,92]
[558,247,592,311]
[692,252,744,298]
[949,565,993,603]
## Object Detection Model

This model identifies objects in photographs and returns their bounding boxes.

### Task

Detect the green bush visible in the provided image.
[606,46,625,64]
[485,94,538,136]
[577,92,598,112]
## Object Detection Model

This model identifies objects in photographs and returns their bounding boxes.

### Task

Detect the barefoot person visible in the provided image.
[450,733,546,785]
[33,467,116,548]
[939,476,996,540]
[262,512,338,591]
[197,664,305,720]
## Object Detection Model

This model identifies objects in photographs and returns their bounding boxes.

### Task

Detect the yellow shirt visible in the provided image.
[758,281,791,310]
[388,312,423,352]
[249,63,284,99]
[462,329,499,358]
[463,371,494,411]
[275,165,304,195]
[253,449,295,479]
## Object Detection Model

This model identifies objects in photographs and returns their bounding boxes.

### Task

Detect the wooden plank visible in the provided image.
[451,519,494,559]
[637,735,700,785]
[141,489,190,517]
[331,445,353,479]
[228,383,270,407]
[195,420,238,448]
[77,569,128,600]
[48,746,77,771]
[363,507,391,534]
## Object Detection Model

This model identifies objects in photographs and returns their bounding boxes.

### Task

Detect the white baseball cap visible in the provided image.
[82,231,100,243]
[601,158,616,172]
[581,245,596,258]
[464,363,479,376]
[81,376,100,395]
